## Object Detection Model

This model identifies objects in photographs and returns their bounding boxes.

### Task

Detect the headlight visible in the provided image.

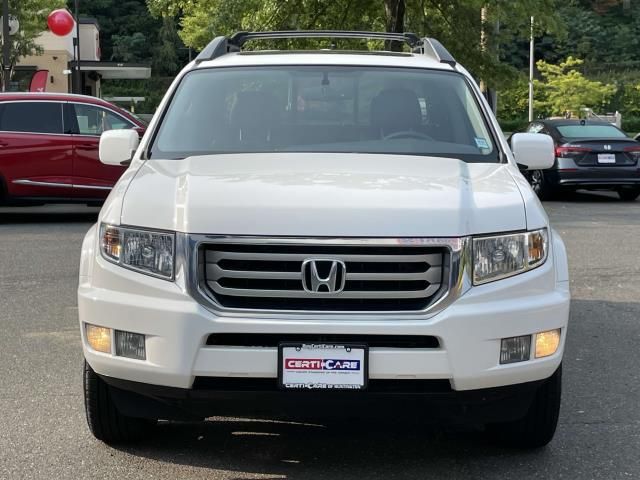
[100,224,175,280]
[473,229,548,285]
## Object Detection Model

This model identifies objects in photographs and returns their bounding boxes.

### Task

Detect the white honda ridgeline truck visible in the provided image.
[79,31,569,448]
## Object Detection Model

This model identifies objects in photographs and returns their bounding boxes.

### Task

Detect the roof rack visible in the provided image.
[229,30,422,48]
[417,38,457,66]
[195,30,456,67]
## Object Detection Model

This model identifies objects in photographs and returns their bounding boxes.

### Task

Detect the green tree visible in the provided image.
[534,57,617,117]
[147,0,565,86]
[0,0,65,87]
[148,0,384,51]
[404,0,564,87]
[71,0,188,73]
[112,32,150,62]
[72,0,187,112]
[72,0,164,62]
[497,76,529,121]
[151,16,182,75]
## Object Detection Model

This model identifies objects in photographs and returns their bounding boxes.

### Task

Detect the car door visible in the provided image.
[0,101,73,199]
[65,102,135,198]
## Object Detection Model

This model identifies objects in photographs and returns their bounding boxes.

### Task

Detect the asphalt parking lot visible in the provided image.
[1,194,639,480]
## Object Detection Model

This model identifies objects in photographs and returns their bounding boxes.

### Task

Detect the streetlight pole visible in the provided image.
[73,0,81,94]
[528,16,534,122]
[2,0,10,92]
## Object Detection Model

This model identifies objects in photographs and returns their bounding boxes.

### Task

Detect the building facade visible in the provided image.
[15,18,150,96]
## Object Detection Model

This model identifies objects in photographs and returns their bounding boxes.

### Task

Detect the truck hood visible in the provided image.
[119,153,527,237]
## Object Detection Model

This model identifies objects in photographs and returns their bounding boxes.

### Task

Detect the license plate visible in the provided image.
[598,153,616,164]
[278,343,368,390]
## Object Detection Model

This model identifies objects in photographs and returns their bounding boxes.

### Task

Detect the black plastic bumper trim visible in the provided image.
[99,374,546,424]
[205,333,440,349]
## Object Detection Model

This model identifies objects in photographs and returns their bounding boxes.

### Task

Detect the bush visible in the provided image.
[622,116,640,136]
[499,118,529,133]
[101,77,174,115]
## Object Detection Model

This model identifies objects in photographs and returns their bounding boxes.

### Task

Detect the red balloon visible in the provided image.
[47,9,75,37]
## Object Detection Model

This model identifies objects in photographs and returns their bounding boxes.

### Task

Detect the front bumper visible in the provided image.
[79,226,570,395]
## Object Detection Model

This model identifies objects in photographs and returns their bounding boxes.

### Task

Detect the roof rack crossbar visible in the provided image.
[229,30,422,48]
[194,31,457,67]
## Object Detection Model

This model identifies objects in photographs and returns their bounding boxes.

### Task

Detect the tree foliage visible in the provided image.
[497,77,529,121]
[534,57,617,117]
[147,0,385,51]
[71,0,187,74]
[112,32,149,63]
[498,57,618,121]
[147,0,564,86]
[0,0,64,85]
[547,2,640,67]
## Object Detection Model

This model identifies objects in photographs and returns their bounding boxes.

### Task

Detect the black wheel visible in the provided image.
[487,364,562,449]
[617,187,640,202]
[526,170,556,200]
[83,360,156,444]
[0,175,6,206]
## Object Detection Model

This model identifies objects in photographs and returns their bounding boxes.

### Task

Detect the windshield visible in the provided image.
[150,66,498,163]
[557,124,628,139]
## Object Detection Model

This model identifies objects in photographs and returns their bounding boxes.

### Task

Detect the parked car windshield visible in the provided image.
[150,66,499,163]
[557,124,628,139]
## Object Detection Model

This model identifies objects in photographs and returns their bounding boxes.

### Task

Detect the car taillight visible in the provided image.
[555,146,590,158]
[623,145,640,161]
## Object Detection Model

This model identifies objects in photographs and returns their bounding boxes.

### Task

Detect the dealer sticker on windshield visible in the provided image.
[279,343,367,390]
[475,137,490,149]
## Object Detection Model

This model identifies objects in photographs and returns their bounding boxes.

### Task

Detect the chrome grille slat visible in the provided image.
[200,242,449,312]
[208,283,442,299]
[346,267,441,282]
[206,250,442,264]
[207,264,302,280]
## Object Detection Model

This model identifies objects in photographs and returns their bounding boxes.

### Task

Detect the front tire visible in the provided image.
[617,187,640,202]
[0,175,7,206]
[83,361,156,444]
[526,170,556,200]
[487,364,562,449]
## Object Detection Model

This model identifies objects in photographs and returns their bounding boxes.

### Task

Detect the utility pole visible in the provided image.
[2,0,10,92]
[73,0,81,94]
[528,16,534,122]
[479,6,487,98]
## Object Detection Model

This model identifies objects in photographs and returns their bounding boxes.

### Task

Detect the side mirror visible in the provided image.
[510,132,555,170]
[99,129,140,166]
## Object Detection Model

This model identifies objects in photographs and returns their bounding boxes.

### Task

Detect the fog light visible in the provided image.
[86,324,111,353]
[115,330,146,360]
[500,335,531,364]
[535,329,561,358]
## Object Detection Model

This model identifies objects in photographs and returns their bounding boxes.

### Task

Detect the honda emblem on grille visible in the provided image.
[301,259,346,294]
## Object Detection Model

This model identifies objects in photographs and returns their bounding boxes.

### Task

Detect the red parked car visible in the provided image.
[0,93,145,206]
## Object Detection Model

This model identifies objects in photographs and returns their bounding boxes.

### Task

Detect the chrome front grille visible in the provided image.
[199,243,449,312]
